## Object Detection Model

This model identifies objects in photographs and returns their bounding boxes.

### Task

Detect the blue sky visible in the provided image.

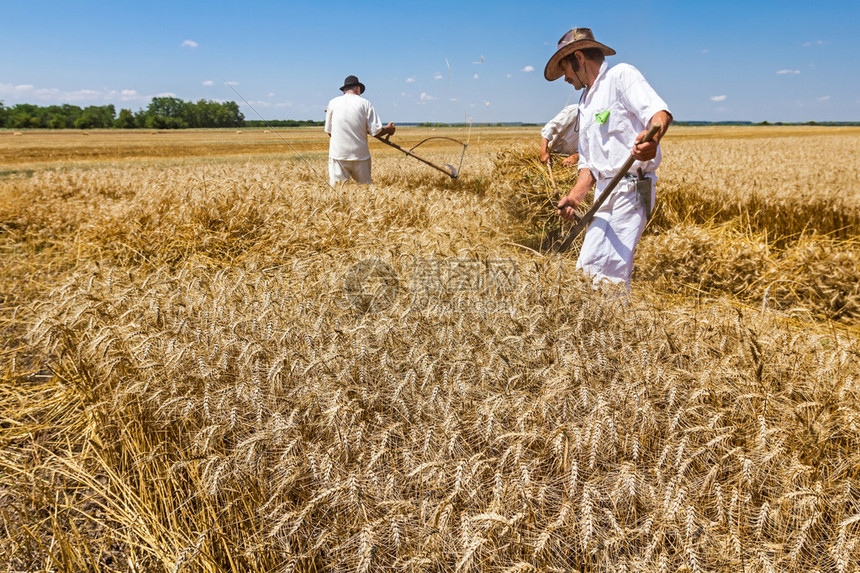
[1,0,857,123]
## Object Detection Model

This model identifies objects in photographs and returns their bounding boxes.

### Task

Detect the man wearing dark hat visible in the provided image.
[324,75,395,186]
[547,28,672,291]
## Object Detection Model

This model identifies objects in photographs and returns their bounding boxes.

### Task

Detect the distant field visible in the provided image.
[1,126,859,572]
[0,126,532,167]
[2,124,855,158]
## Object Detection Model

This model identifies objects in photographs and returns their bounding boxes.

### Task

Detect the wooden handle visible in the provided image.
[641,123,661,144]
[552,123,663,252]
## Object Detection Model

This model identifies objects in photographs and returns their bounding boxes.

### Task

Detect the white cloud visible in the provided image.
[710,95,727,102]
[0,83,35,94]
[0,83,151,104]
[268,92,275,97]
[434,73,443,80]
[420,92,436,101]
[802,40,829,47]
[202,80,214,86]
[521,65,534,72]
[275,102,294,107]
[484,101,491,107]
[701,49,709,54]
[777,69,801,75]
[506,74,513,78]
[181,39,198,48]
[400,92,406,96]
[32,88,100,101]
[406,77,416,83]
[817,96,831,102]
[225,81,239,86]
[450,98,458,102]
[156,92,176,98]
[473,74,479,80]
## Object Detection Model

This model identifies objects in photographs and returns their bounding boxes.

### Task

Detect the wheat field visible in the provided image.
[1,126,859,572]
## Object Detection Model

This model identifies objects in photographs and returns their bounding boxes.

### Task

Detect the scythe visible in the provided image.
[552,123,661,253]
[374,134,467,179]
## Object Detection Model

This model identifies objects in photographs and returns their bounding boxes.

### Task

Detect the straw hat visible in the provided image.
[339,75,366,94]
[544,28,616,81]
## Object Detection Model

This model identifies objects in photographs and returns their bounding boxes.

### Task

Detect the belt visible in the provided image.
[597,172,640,189]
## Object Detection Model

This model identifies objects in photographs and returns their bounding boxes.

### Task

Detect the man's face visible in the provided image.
[561,55,584,90]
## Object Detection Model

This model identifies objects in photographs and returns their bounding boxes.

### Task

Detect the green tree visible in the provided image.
[43,104,83,128]
[216,101,243,127]
[9,104,41,128]
[143,97,188,128]
[1,99,244,129]
[114,108,136,128]
[74,105,115,129]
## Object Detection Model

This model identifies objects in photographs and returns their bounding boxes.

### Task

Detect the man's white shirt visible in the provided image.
[577,61,670,185]
[324,93,384,161]
[541,104,579,156]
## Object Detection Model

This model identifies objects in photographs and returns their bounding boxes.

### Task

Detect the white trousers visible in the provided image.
[329,158,372,186]
[576,177,655,291]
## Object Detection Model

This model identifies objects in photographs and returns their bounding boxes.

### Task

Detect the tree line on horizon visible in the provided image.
[2,99,855,130]
[0,97,244,129]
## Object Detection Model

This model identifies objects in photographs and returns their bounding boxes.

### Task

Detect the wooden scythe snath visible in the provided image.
[375,135,467,179]
[551,123,661,253]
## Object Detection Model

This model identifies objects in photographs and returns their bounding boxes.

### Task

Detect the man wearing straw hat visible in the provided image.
[546,28,672,291]
[324,75,396,186]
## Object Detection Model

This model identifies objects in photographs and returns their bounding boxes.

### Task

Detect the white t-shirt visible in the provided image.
[577,61,670,186]
[324,93,384,161]
[541,104,579,155]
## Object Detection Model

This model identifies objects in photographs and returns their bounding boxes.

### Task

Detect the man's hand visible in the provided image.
[632,110,672,161]
[631,131,658,161]
[557,168,595,222]
[539,138,550,163]
[561,153,579,167]
[377,122,396,139]
[557,194,581,222]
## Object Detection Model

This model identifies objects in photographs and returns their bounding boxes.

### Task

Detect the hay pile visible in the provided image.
[494,145,579,249]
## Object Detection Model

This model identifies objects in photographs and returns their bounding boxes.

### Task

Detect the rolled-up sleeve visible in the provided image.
[618,67,670,127]
[542,104,578,141]
[366,104,383,136]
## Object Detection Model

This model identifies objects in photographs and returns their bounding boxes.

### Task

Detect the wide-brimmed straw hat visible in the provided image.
[544,28,616,81]
[339,75,366,94]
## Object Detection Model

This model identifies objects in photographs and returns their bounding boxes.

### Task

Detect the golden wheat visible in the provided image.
[1,127,858,572]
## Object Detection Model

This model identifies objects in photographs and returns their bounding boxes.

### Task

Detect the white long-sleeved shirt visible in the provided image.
[577,61,670,186]
[324,93,384,161]
[541,104,579,155]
